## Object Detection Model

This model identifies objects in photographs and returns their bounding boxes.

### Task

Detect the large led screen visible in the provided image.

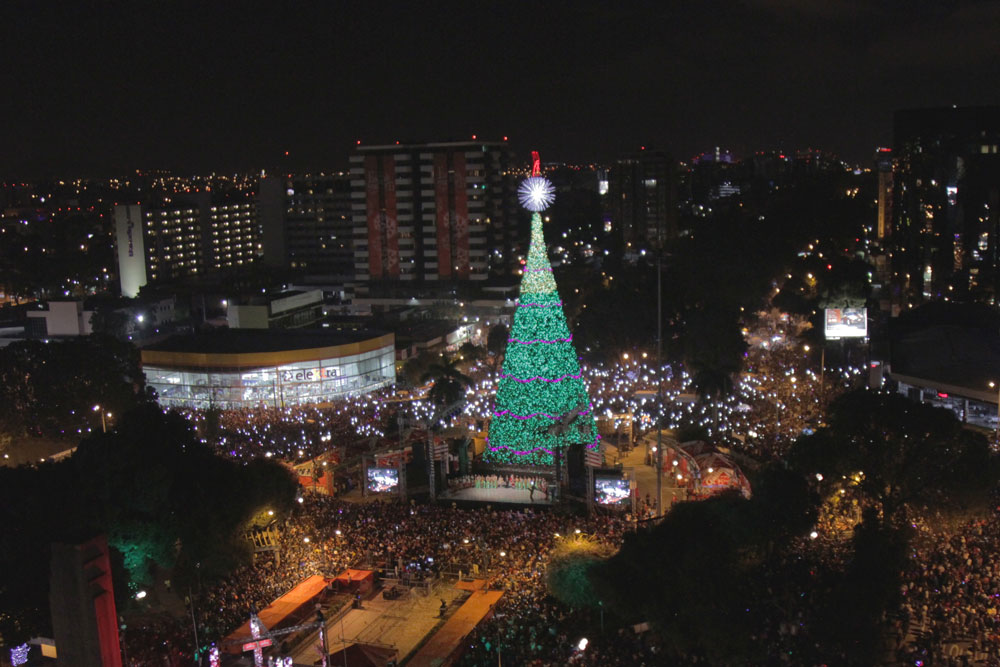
[366,467,399,494]
[824,307,867,339]
[594,476,631,506]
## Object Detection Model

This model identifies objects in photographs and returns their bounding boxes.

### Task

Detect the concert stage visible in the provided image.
[441,484,553,504]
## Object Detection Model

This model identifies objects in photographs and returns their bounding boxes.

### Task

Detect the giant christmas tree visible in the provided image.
[485,154,601,466]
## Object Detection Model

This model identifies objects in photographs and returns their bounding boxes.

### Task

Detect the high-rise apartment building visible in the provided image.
[889,106,1000,301]
[114,193,259,296]
[349,141,518,287]
[258,173,354,276]
[609,150,675,247]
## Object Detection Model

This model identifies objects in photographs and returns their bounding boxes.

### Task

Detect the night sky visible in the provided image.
[3,0,999,177]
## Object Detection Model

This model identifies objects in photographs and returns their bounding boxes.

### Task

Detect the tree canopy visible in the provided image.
[0,405,298,644]
[789,389,996,522]
[421,355,472,409]
[588,465,820,665]
[0,335,148,442]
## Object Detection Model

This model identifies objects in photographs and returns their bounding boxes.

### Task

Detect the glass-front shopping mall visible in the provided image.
[141,329,395,410]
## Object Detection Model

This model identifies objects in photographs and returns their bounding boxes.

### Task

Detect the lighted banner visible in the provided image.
[594,475,631,506]
[367,467,399,494]
[824,307,867,339]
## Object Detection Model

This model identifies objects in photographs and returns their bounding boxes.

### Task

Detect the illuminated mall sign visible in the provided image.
[280,367,340,383]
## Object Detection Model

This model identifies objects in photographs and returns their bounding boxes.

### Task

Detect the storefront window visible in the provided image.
[144,344,395,410]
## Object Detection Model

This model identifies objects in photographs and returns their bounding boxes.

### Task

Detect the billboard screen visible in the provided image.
[824,307,867,339]
[594,476,631,506]
[366,467,399,494]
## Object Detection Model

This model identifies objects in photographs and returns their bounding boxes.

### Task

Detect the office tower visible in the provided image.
[890,106,1000,301]
[49,535,122,667]
[609,149,675,247]
[349,140,518,287]
[258,173,354,276]
[114,192,259,296]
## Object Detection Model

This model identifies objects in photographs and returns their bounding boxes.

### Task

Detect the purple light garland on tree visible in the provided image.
[485,164,601,466]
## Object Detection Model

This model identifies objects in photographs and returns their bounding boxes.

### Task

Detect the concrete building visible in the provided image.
[25,301,95,337]
[349,140,519,287]
[114,192,259,297]
[226,288,326,329]
[258,173,354,276]
[609,149,676,247]
[23,297,177,339]
[889,106,1000,302]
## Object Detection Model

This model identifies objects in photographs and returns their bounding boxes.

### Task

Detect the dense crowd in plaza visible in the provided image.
[895,511,1000,666]
[108,312,973,666]
[168,312,849,475]
[120,494,660,666]
[184,401,390,461]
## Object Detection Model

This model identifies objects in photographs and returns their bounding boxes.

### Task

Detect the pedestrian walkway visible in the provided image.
[606,432,687,514]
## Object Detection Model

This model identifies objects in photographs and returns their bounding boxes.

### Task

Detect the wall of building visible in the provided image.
[143,340,396,410]
[350,141,518,286]
[114,204,147,297]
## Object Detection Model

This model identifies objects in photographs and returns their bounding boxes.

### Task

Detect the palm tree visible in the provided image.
[486,323,509,372]
[544,402,590,501]
[421,355,472,408]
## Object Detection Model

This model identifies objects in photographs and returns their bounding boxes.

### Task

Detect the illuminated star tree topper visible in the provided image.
[517,149,556,212]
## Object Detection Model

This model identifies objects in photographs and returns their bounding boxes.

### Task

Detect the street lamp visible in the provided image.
[990,381,999,442]
[92,404,108,433]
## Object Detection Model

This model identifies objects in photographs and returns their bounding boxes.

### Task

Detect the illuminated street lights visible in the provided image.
[92,404,111,433]
[990,381,999,443]
[655,216,664,516]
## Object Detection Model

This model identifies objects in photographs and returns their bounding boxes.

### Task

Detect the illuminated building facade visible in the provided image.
[350,140,519,286]
[609,149,676,247]
[114,193,259,296]
[258,173,354,276]
[141,329,395,410]
[890,106,1000,301]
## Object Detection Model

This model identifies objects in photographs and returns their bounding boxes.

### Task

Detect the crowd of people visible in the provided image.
[116,465,1000,665]
[183,400,391,462]
[120,493,663,666]
[454,512,664,666]
[895,511,1000,666]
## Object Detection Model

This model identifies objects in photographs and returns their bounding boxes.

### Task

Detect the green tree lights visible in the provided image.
[486,210,599,465]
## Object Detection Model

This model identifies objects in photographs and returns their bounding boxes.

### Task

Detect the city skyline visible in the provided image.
[3,1,999,177]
